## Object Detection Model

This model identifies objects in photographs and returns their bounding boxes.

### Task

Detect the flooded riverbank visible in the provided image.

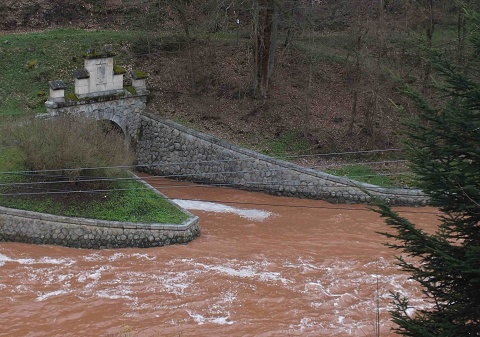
[0,176,438,336]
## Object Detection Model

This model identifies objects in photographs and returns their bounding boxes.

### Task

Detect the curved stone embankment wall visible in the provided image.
[0,181,199,249]
[136,113,428,206]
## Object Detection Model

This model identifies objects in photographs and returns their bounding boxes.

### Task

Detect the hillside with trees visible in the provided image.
[1,0,479,157]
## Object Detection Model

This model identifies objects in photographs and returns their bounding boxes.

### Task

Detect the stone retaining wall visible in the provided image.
[0,181,199,249]
[136,113,428,206]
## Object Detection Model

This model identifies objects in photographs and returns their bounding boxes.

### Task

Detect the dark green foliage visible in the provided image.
[377,9,480,337]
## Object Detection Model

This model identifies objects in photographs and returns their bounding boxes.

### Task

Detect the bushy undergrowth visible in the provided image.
[1,115,134,182]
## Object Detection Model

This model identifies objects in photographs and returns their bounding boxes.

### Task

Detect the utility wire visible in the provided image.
[311,159,408,169]
[0,179,421,198]
[0,148,405,176]
[0,171,415,189]
[0,187,439,215]
[0,161,410,185]
[0,177,414,195]
[0,158,417,197]
[0,175,424,199]
[0,171,420,195]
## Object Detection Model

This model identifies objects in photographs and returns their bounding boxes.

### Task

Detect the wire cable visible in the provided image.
[0,175,425,200]
[0,148,404,176]
[0,170,415,190]
[0,185,439,215]
[0,164,414,186]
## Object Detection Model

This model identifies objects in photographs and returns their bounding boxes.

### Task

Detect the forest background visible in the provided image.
[1,0,479,165]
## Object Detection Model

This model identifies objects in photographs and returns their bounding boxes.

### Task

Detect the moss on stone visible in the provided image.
[113,65,127,75]
[65,92,79,101]
[133,70,148,79]
[125,86,137,95]
[83,50,116,59]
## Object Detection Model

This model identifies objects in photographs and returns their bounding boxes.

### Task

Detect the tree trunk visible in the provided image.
[422,0,434,92]
[457,6,467,64]
[253,0,276,98]
[268,4,279,78]
[283,1,299,48]
[169,0,195,89]
[348,90,358,136]
[347,33,363,136]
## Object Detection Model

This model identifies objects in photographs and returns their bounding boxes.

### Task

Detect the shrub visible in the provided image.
[3,115,135,184]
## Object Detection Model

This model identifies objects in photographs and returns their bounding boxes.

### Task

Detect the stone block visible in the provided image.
[113,75,123,90]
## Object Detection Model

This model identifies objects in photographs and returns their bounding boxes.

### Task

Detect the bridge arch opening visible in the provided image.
[98,119,125,137]
[97,119,137,156]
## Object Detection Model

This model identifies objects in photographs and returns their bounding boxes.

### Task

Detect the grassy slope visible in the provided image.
[0,148,189,223]
[0,28,141,116]
[0,143,188,224]
[0,177,189,224]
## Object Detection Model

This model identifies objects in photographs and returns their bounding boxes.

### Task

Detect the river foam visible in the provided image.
[172,199,274,221]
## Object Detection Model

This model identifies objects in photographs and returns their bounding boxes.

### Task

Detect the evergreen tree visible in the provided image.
[376,8,480,337]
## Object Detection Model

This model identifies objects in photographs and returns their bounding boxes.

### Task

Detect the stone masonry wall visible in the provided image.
[0,181,200,249]
[136,113,428,206]
[0,207,199,249]
[45,94,147,144]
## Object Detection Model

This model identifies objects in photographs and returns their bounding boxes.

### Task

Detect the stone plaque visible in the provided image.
[96,59,107,85]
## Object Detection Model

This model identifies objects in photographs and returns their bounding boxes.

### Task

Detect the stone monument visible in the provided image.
[44,47,149,144]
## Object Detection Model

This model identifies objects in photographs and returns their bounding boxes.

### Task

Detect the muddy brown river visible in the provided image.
[0,176,439,336]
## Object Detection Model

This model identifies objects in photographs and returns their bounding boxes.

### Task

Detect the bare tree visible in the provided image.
[422,0,434,92]
[346,26,367,136]
[457,4,467,64]
[253,0,278,98]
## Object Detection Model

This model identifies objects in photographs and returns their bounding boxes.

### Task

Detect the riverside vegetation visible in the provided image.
[1,2,479,334]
